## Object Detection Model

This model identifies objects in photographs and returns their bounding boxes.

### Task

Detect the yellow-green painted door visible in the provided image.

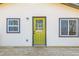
[33,17,46,46]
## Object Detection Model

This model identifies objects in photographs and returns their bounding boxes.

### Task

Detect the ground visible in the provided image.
[0,47,79,56]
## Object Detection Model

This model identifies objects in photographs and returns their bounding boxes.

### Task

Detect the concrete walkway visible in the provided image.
[0,47,79,56]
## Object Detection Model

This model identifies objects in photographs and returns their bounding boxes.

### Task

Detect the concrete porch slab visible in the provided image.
[0,46,79,56]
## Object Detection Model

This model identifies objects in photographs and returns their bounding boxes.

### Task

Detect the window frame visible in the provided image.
[6,18,20,33]
[59,18,79,37]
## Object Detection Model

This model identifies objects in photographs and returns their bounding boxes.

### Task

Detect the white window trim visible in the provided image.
[7,18,20,33]
[60,18,78,37]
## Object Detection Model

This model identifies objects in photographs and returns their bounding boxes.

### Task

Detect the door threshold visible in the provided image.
[33,44,46,47]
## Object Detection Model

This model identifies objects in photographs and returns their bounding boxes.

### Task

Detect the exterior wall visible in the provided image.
[0,3,79,46]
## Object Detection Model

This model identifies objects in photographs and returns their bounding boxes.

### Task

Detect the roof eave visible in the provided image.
[62,3,79,9]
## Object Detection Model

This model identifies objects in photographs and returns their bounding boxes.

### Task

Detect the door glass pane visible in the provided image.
[61,20,68,35]
[69,20,76,35]
[36,20,43,30]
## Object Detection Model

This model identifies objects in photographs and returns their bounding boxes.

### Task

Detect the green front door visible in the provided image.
[33,16,46,46]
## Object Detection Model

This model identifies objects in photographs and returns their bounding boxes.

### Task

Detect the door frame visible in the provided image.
[32,16,47,46]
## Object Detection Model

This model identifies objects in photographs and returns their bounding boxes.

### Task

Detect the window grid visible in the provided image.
[59,18,79,37]
[7,18,20,33]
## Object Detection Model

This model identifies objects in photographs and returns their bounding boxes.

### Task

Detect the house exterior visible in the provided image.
[0,3,79,46]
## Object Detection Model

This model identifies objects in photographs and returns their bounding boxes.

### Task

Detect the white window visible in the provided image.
[7,18,20,33]
[59,18,79,37]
